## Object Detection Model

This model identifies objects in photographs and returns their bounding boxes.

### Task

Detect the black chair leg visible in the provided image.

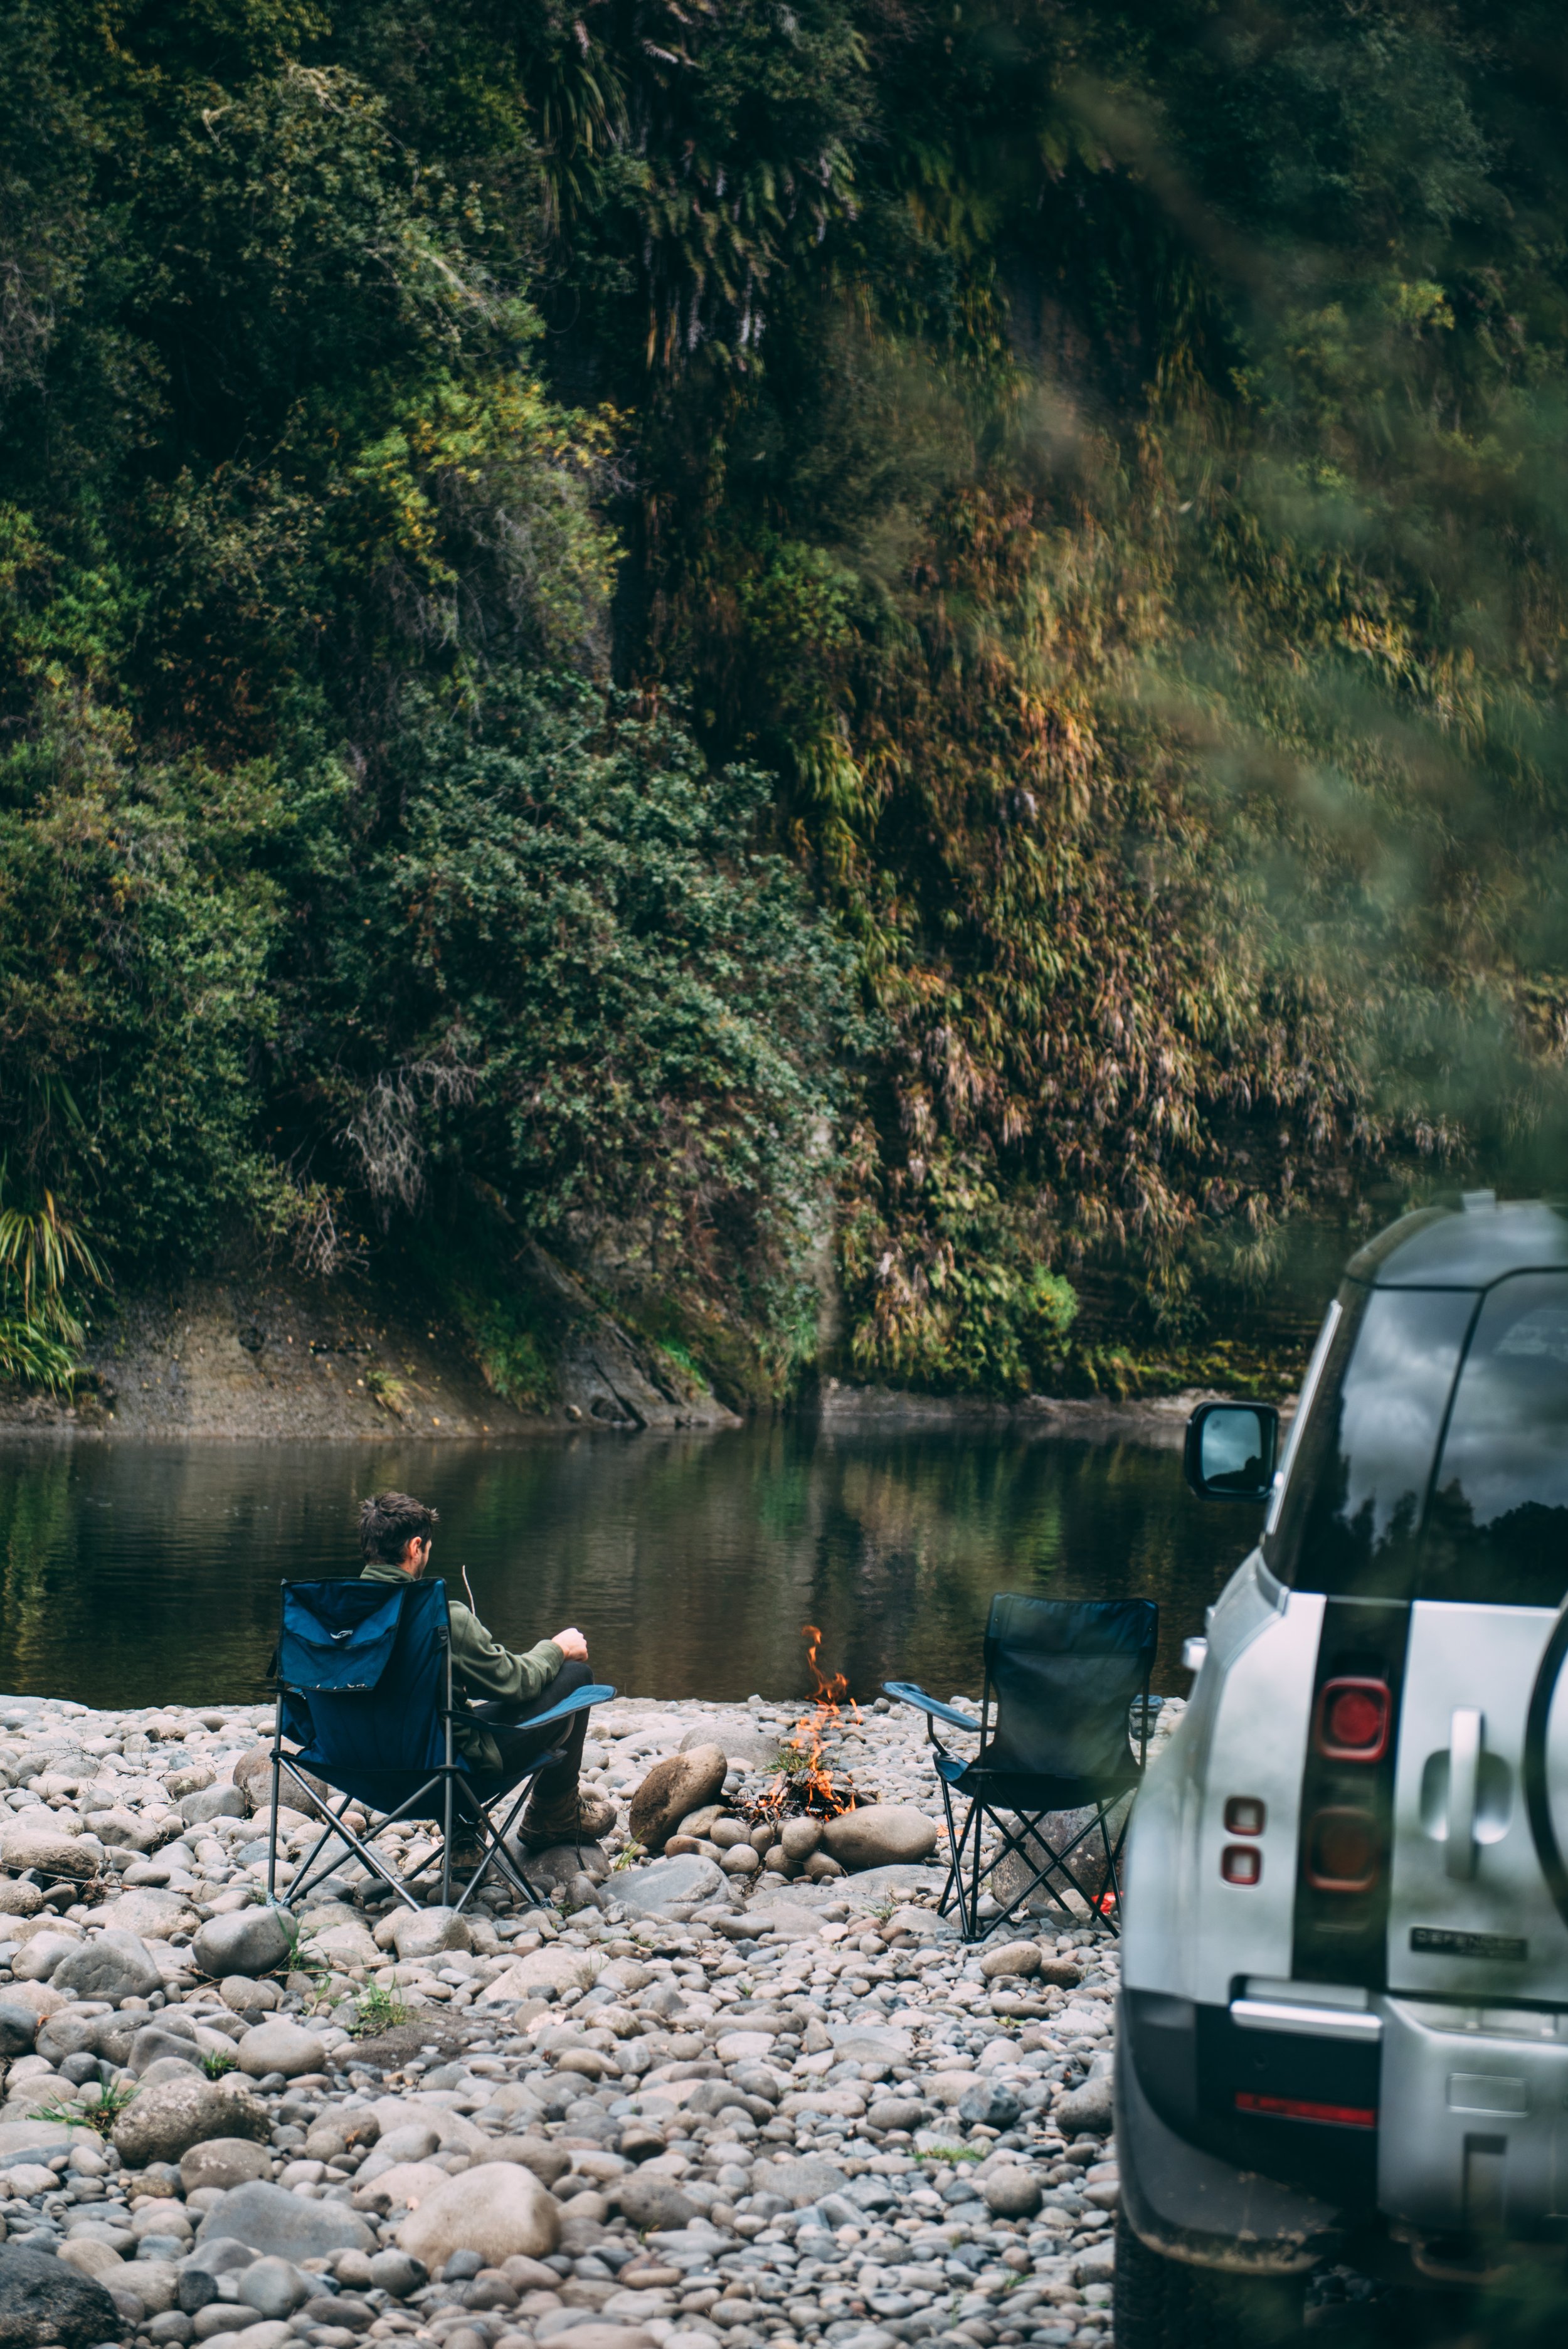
[936,1779,986,1939]
[447,1779,546,1917]
[955,1798,1131,1940]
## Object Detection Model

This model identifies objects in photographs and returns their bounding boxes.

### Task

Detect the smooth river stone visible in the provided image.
[714,2030,776,2064]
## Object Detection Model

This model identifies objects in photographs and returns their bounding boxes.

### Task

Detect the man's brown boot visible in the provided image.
[517,1789,616,1853]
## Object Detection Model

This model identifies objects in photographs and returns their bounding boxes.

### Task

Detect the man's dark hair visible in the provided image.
[359,1490,439,1564]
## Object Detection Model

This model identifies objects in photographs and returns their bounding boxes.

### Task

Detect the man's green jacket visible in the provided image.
[359,1556,563,1774]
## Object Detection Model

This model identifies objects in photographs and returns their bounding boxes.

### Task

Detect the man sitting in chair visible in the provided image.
[358,1490,613,1852]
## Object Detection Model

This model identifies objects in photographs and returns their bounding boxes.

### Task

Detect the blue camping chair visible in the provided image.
[266,1577,615,1915]
[886,1593,1159,1941]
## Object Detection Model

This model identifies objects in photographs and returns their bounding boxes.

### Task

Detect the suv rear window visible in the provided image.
[1267,1286,1475,1598]
[1419,1273,1568,1608]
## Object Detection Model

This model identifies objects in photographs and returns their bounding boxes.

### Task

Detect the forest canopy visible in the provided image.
[3,0,1568,1398]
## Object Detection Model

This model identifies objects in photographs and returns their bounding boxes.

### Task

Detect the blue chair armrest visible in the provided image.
[882,1682,981,1732]
[519,1682,617,1736]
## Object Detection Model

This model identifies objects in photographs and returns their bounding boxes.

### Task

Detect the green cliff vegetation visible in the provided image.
[3,0,1568,1400]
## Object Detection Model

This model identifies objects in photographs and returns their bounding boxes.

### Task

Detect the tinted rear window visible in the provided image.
[1419,1274,1568,1608]
[1268,1286,1475,1598]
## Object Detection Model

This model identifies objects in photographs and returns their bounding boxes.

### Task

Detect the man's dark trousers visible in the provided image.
[469,1656,595,1803]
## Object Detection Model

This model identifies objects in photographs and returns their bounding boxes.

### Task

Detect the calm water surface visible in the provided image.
[0,1424,1258,1712]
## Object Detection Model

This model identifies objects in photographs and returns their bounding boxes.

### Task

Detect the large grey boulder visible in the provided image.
[0,2121,78,2163]
[977,1938,1042,1980]
[196,2181,374,2262]
[232,1743,329,1817]
[805,1861,936,1904]
[235,2017,326,2078]
[50,1928,163,2005]
[36,2013,97,2065]
[614,2174,697,2231]
[9,1931,80,1981]
[610,1853,723,1919]
[779,1815,823,1864]
[820,1803,938,1870]
[751,2156,845,2207]
[0,1823,98,1880]
[112,2073,270,2168]
[866,2096,930,2133]
[236,2257,315,2318]
[87,2013,139,2067]
[124,2257,180,2317]
[511,1840,610,1890]
[83,1805,162,1854]
[0,2243,122,2348]
[193,1906,294,1980]
[180,2136,272,2193]
[1055,2060,1115,2137]
[628,1745,728,1853]
[957,2077,1021,2131]
[396,2163,559,2269]
[181,1784,248,1826]
[1074,2240,1117,2287]
[0,2001,36,2057]
[367,2249,426,2298]
[982,2165,1042,2217]
[303,2108,379,2163]
[355,2122,440,2181]
[382,1907,470,1963]
[184,2235,262,2279]
[92,1888,195,1940]
[129,2021,204,2077]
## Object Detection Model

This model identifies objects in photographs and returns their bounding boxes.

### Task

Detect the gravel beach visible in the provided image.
[0,1687,1157,2349]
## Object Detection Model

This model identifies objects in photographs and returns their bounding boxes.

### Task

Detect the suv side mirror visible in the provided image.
[1184,1400,1280,1503]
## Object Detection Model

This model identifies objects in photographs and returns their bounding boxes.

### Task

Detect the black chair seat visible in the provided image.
[935,1753,1140,1811]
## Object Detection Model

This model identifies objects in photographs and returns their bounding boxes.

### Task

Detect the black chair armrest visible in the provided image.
[882,1681,982,1732]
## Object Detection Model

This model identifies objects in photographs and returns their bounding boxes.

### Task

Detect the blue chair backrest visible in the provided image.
[982,1593,1159,1782]
[278,1578,449,1781]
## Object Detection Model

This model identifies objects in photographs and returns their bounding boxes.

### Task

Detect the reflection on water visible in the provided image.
[0,1423,1257,1710]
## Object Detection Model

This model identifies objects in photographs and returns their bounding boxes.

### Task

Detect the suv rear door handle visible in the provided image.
[1446,1707,1483,1880]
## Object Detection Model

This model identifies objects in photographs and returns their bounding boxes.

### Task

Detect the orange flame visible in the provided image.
[751,1623,864,1820]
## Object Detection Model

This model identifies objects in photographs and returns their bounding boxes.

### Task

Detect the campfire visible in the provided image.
[743,1623,872,1821]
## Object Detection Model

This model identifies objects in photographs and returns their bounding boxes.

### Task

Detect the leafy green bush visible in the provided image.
[300,676,857,1345]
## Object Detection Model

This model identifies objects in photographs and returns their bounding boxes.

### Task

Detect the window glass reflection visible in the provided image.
[1421,1275,1568,1608]
[1273,1288,1473,1598]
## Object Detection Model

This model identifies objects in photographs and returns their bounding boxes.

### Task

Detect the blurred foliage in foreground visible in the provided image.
[3,0,1567,1397]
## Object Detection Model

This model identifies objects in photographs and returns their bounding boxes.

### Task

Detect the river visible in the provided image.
[0,1421,1258,1713]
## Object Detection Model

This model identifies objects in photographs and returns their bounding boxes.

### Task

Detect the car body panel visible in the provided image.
[1123,1197,1568,2268]
[1125,1567,1323,2008]
[1388,1601,1568,2003]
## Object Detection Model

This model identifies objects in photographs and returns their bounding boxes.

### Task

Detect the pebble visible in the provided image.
[0,1685,1168,2349]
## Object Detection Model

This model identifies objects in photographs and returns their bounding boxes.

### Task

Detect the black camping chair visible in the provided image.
[885,1594,1159,1941]
[265,1576,615,1916]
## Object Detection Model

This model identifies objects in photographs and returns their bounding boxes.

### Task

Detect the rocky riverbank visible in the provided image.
[0,1690,1155,2349]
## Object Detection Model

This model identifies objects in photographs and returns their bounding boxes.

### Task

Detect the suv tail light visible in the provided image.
[1315,1677,1391,1763]
[1306,1806,1380,1894]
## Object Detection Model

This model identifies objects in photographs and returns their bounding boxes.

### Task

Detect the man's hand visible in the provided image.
[553,1626,589,1660]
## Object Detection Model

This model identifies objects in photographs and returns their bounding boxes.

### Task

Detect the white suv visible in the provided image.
[1116,1196,1568,2343]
